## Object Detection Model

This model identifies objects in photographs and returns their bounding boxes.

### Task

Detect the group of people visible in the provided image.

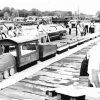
[68,21,95,36]
[0,23,23,39]
[7,24,23,38]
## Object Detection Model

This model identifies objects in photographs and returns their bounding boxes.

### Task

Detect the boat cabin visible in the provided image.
[0,36,39,71]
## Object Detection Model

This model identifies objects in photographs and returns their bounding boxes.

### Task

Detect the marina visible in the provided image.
[0,4,100,99]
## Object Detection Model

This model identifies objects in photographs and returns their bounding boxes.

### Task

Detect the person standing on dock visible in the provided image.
[76,22,85,36]
[89,21,95,33]
[76,22,81,36]
[76,21,80,36]
[80,42,100,87]
[84,22,89,34]
[68,21,72,35]
[17,25,23,36]
[37,21,50,43]
[37,22,45,43]
[87,43,100,87]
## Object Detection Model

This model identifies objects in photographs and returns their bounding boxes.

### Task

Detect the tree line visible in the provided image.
[0,7,73,20]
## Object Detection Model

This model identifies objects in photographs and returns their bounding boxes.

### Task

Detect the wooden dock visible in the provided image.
[0,35,99,99]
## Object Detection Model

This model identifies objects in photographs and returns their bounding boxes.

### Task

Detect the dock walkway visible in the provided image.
[0,34,100,99]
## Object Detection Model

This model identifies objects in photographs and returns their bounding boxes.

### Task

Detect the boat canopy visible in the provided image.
[0,36,38,46]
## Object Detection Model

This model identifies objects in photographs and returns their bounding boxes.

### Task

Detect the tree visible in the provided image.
[3,12,9,20]
[11,8,19,18]
[66,11,72,16]
[18,9,28,17]
[0,10,3,17]
[29,8,42,16]
[96,11,100,20]
[42,11,55,16]
[2,7,11,14]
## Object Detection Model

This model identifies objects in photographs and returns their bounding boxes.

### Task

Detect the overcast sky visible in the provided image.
[0,0,100,15]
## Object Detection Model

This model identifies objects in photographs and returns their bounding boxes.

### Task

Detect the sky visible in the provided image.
[0,0,100,15]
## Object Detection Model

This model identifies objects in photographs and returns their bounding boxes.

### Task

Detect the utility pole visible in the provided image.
[76,6,80,36]
[78,6,80,20]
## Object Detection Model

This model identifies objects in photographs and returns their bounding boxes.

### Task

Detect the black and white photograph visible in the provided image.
[0,0,100,100]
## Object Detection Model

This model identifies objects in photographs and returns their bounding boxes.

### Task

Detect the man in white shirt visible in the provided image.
[87,42,100,87]
[80,42,100,87]
[37,22,50,43]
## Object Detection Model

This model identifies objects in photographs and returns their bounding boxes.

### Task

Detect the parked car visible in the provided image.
[43,24,67,40]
